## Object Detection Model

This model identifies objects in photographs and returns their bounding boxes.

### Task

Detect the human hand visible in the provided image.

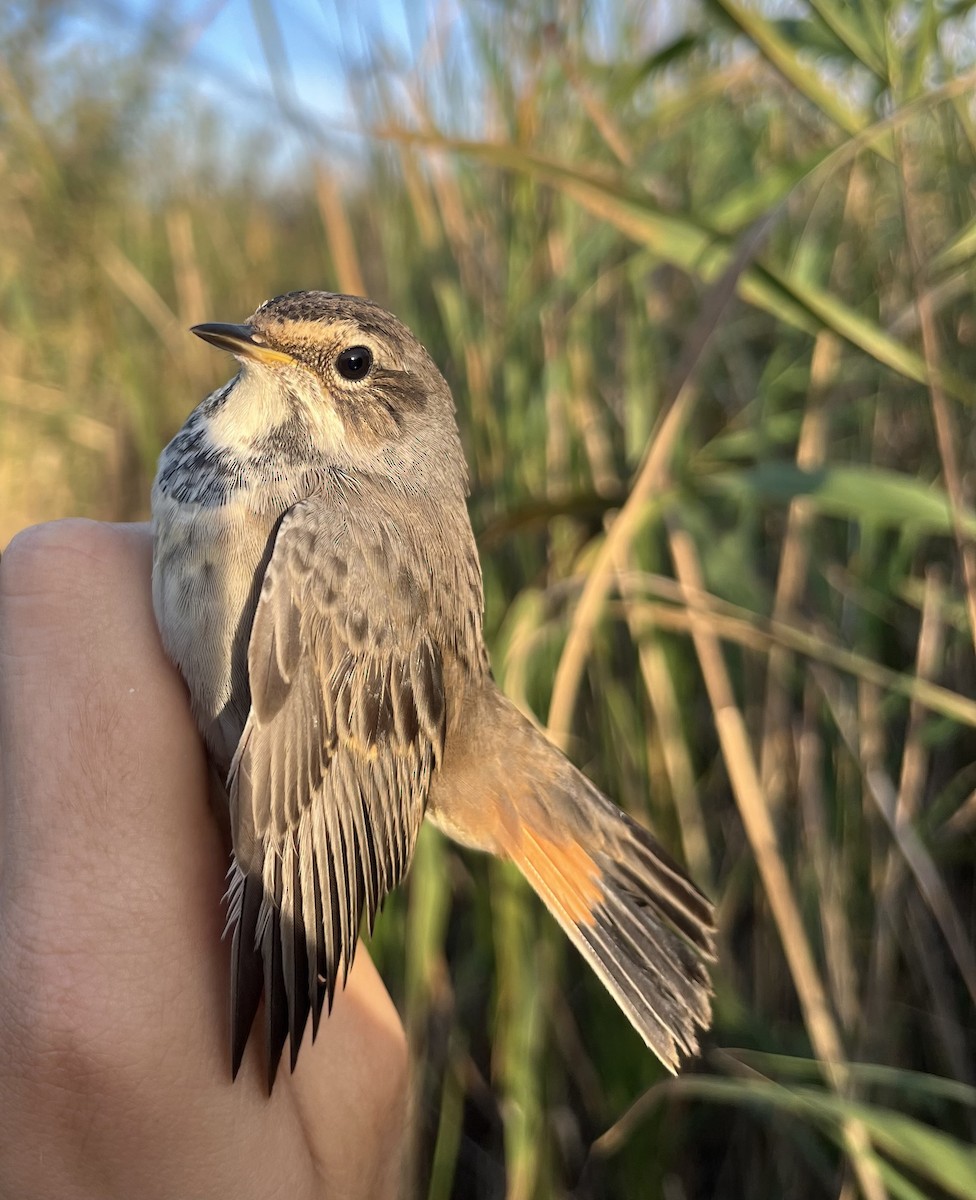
[0,520,407,1200]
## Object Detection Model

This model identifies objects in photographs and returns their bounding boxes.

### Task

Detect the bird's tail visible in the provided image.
[430,686,715,1071]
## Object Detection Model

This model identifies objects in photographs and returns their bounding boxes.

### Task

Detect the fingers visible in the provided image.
[0,519,214,894]
[288,951,409,1198]
[0,518,228,1078]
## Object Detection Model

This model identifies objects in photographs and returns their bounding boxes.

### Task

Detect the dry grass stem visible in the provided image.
[617,572,713,887]
[811,663,976,1009]
[898,133,976,656]
[315,169,367,298]
[548,212,778,745]
[798,679,859,1035]
[616,579,976,728]
[666,519,888,1200]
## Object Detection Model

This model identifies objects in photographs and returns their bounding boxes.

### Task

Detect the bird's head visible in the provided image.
[191,290,467,498]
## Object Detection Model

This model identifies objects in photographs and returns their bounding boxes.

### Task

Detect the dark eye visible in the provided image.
[336,345,373,381]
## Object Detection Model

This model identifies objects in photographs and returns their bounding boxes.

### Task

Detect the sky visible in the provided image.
[51,0,447,152]
[41,0,697,174]
[171,0,420,126]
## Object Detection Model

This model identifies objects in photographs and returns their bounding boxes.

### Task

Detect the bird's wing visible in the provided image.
[224,495,446,1087]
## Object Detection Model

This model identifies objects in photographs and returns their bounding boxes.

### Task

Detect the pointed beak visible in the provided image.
[190,322,294,365]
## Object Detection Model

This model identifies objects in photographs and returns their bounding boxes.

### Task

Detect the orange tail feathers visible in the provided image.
[430,686,716,1071]
[507,785,714,1071]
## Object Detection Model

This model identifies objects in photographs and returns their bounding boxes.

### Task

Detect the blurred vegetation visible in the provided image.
[3,0,976,1196]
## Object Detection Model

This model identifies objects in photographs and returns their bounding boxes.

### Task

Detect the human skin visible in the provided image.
[0,520,408,1200]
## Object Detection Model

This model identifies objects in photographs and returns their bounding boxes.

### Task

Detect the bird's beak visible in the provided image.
[191,322,294,365]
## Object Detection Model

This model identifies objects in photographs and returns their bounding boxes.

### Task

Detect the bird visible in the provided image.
[151,290,715,1090]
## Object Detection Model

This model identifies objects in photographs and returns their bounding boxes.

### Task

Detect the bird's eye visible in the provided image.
[335,345,373,381]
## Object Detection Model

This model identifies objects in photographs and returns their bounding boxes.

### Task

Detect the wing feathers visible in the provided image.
[262,854,290,1090]
[225,501,445,1087]
[228,870,264,1080]
[411,640,446,750]
[249,583,301,724]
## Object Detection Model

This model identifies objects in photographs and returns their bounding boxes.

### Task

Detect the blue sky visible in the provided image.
[56,0,438,138]
[174,0,417,123]
[45,1,697,172]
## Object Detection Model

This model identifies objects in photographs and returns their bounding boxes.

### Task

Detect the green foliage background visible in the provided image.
[2,1,976,1196]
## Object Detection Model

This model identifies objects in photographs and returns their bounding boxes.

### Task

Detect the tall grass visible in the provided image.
[2,2,976,1196]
